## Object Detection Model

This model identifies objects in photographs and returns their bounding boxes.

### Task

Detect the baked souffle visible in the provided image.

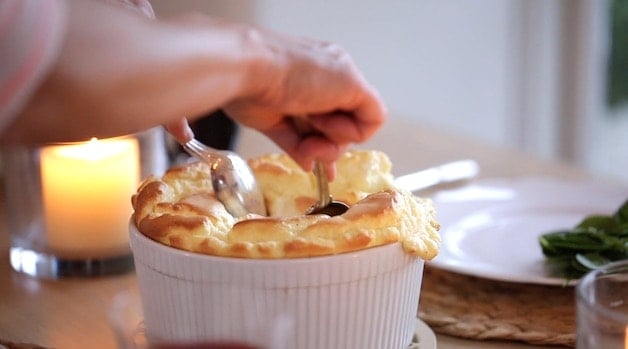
[131,150,440,259]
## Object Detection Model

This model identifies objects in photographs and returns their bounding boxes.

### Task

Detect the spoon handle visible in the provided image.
[313,161,332,208]
[291,117,339,213]
[183,139,219,163]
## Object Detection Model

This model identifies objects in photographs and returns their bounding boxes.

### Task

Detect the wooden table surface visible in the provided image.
[1,118,621,349]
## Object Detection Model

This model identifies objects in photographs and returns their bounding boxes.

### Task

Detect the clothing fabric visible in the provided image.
[0,0,67,134]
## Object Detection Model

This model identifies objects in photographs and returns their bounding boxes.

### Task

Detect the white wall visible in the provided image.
[255,1,520,148]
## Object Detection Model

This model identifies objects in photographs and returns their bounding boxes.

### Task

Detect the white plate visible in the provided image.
[131,318,436,348]
[428,177,628,286]
[412,318,437,349]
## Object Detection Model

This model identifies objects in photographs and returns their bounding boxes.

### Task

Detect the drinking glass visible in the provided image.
[576,260,628,349]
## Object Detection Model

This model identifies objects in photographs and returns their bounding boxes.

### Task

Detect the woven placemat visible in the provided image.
[418,266,576,347]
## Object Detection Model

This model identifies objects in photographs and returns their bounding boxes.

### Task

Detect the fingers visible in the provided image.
[351,85,388,140]
[164,117,194,143]
[262,119,313,170]
[262,118,348,177]
[307,107,385,146]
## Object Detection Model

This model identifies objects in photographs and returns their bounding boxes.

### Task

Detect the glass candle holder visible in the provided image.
[576,259,628,349]
[2,127,169,279]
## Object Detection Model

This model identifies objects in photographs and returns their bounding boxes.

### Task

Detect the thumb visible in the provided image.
[164,117,194,143]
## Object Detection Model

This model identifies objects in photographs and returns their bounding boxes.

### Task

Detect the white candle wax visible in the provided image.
[41,137,140,258]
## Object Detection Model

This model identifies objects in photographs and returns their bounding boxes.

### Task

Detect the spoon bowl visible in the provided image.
[306,162,350,216]
[183,139,266,217]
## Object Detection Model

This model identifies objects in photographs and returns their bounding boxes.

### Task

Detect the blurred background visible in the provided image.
[151,0,628,184]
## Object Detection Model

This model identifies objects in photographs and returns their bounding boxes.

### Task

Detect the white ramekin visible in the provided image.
[130,224,424,349]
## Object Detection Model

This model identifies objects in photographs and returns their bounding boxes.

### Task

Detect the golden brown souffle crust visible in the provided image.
[131,150,440,259]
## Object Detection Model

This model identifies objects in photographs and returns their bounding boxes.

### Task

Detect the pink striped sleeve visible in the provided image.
[0,0,67,134]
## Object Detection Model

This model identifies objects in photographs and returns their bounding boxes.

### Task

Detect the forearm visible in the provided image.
[3,0,269,143]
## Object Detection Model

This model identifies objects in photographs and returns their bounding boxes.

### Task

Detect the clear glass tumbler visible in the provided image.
[576,259,628,349]
[2,127,168,278]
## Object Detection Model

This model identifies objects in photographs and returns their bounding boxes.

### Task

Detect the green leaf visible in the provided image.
[538,197,628,281]
[614,199,628,224]
[539,229,615,254]
[577,215,621,234]
[544,255,578,275]
[574,253,611,270]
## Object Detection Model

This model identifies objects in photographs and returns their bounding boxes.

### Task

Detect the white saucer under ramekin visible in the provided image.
[130,223,425,349]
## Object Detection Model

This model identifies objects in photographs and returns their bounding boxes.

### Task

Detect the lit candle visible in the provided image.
[40,137,140,258]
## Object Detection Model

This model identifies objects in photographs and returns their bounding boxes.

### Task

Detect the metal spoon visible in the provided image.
[182,139,266,217]
[306,161,350,216]
[290,117,349,216]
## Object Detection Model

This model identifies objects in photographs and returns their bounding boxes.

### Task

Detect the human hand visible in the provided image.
[221,30,387,179]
